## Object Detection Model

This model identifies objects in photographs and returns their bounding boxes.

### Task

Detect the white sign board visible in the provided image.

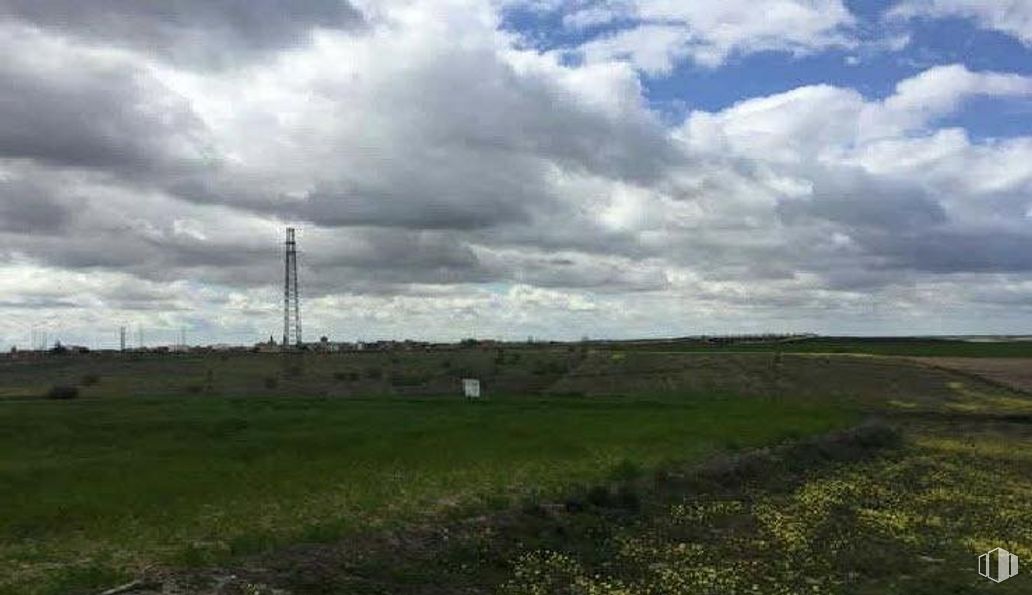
[462,378,481,399]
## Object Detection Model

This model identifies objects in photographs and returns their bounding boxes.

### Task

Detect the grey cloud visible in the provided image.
[148,39,684,241]
[774,169,1032,276]
[0,297,80,309]
[777,170,948,231]
[873,228,1032,274]
[0,0,364,67]
[2,0,1032,341]
[0,177,71,234]
[0,38,214,175]
[267,47,680,233]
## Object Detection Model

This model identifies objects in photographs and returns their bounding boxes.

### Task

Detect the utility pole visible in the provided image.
[119,326,126,352]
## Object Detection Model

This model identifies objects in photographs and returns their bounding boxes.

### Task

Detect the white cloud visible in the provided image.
[889,0,1032,46]
[2,2,1032,346]
[675,64,1032,291]
[572,0,856,72]
[680,64,1032,161]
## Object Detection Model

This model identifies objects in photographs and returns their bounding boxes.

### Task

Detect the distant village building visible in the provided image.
[255,336,281,353]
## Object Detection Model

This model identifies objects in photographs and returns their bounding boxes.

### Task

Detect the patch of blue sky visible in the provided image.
[500,1,1032,139]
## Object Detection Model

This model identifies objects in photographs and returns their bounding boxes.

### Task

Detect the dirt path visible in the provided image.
[912,357,1032,394]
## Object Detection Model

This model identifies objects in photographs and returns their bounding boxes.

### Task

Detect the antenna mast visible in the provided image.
[283,227,302,348]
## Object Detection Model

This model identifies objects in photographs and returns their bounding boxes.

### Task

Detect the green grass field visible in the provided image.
[0,390,849,594]
[1,346,1030,594]
[609,337,1032,357]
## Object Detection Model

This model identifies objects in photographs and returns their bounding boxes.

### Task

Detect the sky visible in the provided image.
[1,0,1032,348]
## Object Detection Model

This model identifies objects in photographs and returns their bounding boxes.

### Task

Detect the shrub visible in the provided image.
[533,361,570,376]
[264,376,279,389]
[614,485,641,511]
[586,485,612,507]
[391,373,427,387]
[46,385,79,400]
[609,459,643,482]
[365,367,383,380]
[520,499,547,518]
[79,373,101,387]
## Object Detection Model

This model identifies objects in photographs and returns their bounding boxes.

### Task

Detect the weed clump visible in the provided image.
[533,361,569,376]
[264,377,279,389]
[609,459,643,482]
[46,385,79,400]
[79,373,101,387]
[391,373,427,387]
[586,485,611,507]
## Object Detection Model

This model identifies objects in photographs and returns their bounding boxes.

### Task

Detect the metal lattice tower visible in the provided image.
[283,227,302,348]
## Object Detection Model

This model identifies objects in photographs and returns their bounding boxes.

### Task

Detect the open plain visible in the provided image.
[1,339,1031,594]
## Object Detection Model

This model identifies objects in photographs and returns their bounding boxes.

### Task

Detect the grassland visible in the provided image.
[502,420,1032,595]
[1,345,1030,594]
[608,336,1032,358]
[0,350,852,595]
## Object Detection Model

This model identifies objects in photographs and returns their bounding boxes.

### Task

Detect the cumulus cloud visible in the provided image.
[0,25,214,175]
[678,64,1032,284]
[565,0,856,72]
[889,0,1032,46]
[0,0,364,68]
[0,1,1031,347]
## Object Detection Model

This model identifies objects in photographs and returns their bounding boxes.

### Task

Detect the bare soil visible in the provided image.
[913,357,1032,393]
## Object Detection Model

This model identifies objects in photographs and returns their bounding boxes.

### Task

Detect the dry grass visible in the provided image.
[913,357,1032,394]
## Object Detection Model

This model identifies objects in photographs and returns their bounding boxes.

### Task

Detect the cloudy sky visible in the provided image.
[2,0,1032,348]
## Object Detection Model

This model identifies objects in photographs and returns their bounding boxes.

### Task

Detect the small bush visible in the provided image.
[79,373,101,387]
[335,371,360,382]
[586,485,612,507]
[264,376,279,389]
[46,385,79,400]
[609,459,643,482]
[185,384,203,394]
[614,485,641,511]
[533,361,570,376]
[284,364,303,378]
[391,373,427,387]
[520,500,547,518]
[365,367,383,380]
